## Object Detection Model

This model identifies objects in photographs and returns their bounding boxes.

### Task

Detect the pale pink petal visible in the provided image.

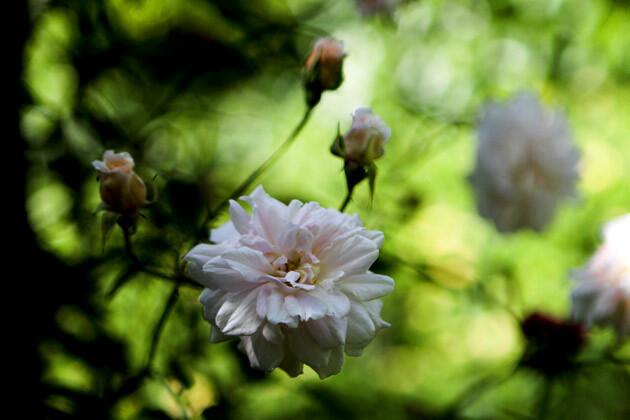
[215,288,263,336]
[340,273,394,301]
[209,325,231,343]
[200,256,258,291]
[229,200,252,234]
[257,286,298,327]
[345,300,390,356]
[279,351,304,377]
[221,248,273,282]
[239,325,284,371]
[313,346,344,379]
[318,235,379,279]
[306,317,347,348]
[310,287,351,318]
[287,326,332,369]
[210,222,240,244]
[244,186,289,246]
[285,293,328,321]
[185,244,225,279]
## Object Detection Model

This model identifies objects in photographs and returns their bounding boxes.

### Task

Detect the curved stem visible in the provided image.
[197,106,314,239]
[146,283,180,370]
[339,187,354,213]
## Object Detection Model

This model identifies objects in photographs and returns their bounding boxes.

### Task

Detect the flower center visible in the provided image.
[270,251,320,287]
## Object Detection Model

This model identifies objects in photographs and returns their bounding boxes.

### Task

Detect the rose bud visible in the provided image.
[331,107,391,165]
[331,107,392,207]
[303,37,346,106]
[92,150,146,215]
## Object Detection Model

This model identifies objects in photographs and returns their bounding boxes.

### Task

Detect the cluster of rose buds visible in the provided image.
[89,33,629,384]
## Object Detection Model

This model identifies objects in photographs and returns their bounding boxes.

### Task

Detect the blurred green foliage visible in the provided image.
[22,0,630,418]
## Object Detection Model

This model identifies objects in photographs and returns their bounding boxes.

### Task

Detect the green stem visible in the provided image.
[537,377,553,420]
[145,283,180,371]
[197,106,314,239]
[339,187,354,212]
[122,225,141,267]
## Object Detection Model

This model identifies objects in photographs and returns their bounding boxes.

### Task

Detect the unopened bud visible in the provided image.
[304,37,346,106]
[93,150,146,215]
[331,107,391,165]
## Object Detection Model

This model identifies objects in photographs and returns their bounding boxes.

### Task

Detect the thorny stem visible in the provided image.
[197,105,314,240]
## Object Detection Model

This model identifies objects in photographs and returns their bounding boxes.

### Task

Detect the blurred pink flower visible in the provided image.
[332,107,391,165]
[470,93,579,232]
[92,150,146,215]
[185,186,393,378]
[571,214,630,340]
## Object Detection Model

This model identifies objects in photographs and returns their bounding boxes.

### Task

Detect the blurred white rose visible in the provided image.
[469,93,580,232]
[571,214,630,340]
[185,186,394,378]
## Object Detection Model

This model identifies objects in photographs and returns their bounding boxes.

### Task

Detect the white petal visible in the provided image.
[210,325,231,343]
[228,200,252,234]
[185,244,224,269]
[222,248,273,281]
[306,317,347,348]
[318,235,379,279]
[287,326,331,369]
[310,288,351,318]
[362,229,384,247]
[257,286,298,327]
[92,160,108,172]
[201,256,257,291]
[239,325,284,371]
[278,225,314,256]
[345,300,390,356]
[340,273,394,301]
[244,186,288,246]
[215,288,263,336]
[200,289,228,322]
[312,346,344,379]
[279,350,304,377]
[285,293,328,321]
[210,221,239,244]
